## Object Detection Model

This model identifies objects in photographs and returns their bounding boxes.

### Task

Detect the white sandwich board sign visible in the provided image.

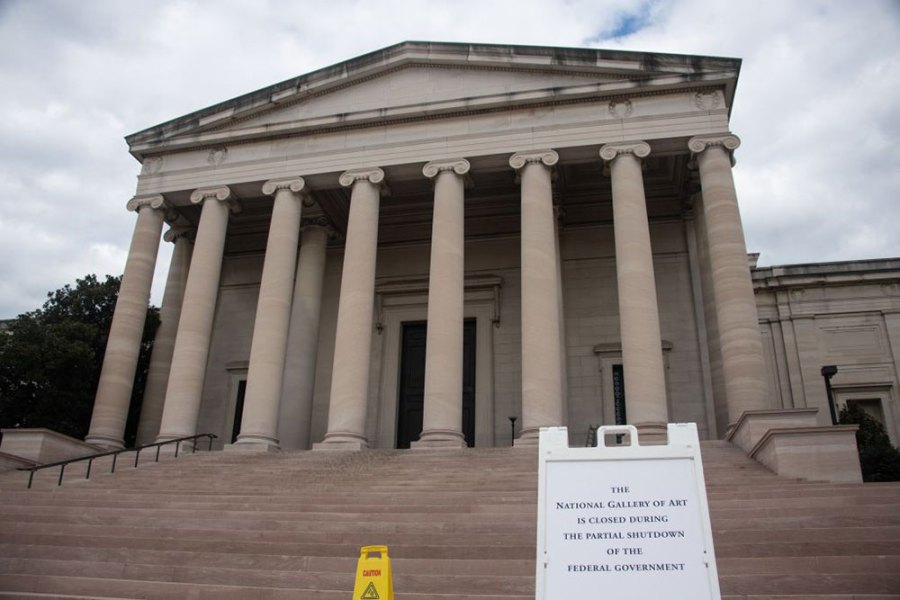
[536,423,721,600]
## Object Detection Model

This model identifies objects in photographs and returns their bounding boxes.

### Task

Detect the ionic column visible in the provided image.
[510,150,564,444]
[600,142,668,438]
[86,195,170,449]
[157,187,240,442]
[315,168,386,450]
[414,158,470,449]
[688,134,769,424]
[235,178,309,448]
[135,226,194,446]
[278,220,331,449]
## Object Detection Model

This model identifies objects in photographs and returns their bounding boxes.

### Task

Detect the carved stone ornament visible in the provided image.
[207,147,228,167]
[508,149,559,171]
[608,99,633,118]
[339,167,386,190]
[189,185,242,214]
[688,134,741,166]
[126,195,174,221]
[693,91,722,111]
[687,134,741,155]
[599,141,651,163]
[422,158,471,179]
[163,227,196,244]
[261,177,308,197]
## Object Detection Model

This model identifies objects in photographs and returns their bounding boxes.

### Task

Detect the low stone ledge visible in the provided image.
[749,425,862,484]
[0,428,102,464]
[726,408,820,452]
[0,450,36,472]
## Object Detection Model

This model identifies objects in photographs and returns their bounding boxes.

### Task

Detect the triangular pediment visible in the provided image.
[127,41,740,159]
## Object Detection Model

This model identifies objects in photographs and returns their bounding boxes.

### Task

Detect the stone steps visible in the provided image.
[1,442,898,598]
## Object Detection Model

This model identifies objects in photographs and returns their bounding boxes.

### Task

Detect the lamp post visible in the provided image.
[821,365,838,425]
[508,416,517,446]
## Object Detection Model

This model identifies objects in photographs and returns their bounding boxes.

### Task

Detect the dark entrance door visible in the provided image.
[231,379,247,443]
[396,320,476,448]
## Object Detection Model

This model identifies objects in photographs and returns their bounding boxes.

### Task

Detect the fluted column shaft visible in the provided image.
[316,168,385,450]
[278,224,329,449]
[510,150,564,444]
[690,134,769,424]
[86,196,169,449]
[601,142,668,432]
[236,178,308,447]
[135,228,193,445]
[415,159,470,448]
[157,187,239,441]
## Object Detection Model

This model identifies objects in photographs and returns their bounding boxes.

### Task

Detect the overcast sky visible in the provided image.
[1,0,898,317]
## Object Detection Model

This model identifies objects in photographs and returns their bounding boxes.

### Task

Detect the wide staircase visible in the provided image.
[0,440,898,599]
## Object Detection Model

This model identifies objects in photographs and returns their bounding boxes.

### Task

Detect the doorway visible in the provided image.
[231,379,247,443]
[396,320,476,448]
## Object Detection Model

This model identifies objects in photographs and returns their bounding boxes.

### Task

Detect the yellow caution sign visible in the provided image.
[353,545,393,600]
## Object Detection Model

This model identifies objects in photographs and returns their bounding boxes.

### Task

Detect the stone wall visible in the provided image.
[754,259,900,444]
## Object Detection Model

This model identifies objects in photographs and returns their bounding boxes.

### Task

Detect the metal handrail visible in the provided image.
[18,433,217,489]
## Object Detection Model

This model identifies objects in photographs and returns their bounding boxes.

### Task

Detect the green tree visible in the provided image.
[839,403,900,482]
[0,275,158,446]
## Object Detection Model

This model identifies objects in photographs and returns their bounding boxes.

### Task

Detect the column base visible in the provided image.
[514,427,541,447]
[224,442,280,453]
[412,429,467,449]
[634,422,668,446]
[312,431,368,451]
[234,433,280,451]
[83,433,125,451]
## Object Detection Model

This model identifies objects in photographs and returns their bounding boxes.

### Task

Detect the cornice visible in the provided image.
[127,42,739,155]
[130,78,734,161]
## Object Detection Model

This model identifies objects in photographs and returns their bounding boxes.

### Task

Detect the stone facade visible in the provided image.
[79,42,896,467]
[754,259,900,445]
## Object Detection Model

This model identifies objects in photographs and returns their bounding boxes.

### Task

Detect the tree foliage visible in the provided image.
[839,403,900,482]
[0,275,158,446]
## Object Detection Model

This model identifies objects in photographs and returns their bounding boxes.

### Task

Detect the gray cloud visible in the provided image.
[0,0,898,316]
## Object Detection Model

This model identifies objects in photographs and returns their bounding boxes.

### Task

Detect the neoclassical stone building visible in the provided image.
[82,42,898,473]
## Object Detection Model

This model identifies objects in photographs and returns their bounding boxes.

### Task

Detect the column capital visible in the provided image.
[189,186,242,214]
[509,149,559,170]
[688,134,741,165]
[339,167,386,190]
[262,176,308,197]
[127,195,175,220]
[423,158,470,178]
[599,141,651,163]
[301,216,341,240]
[163,226,195,244]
